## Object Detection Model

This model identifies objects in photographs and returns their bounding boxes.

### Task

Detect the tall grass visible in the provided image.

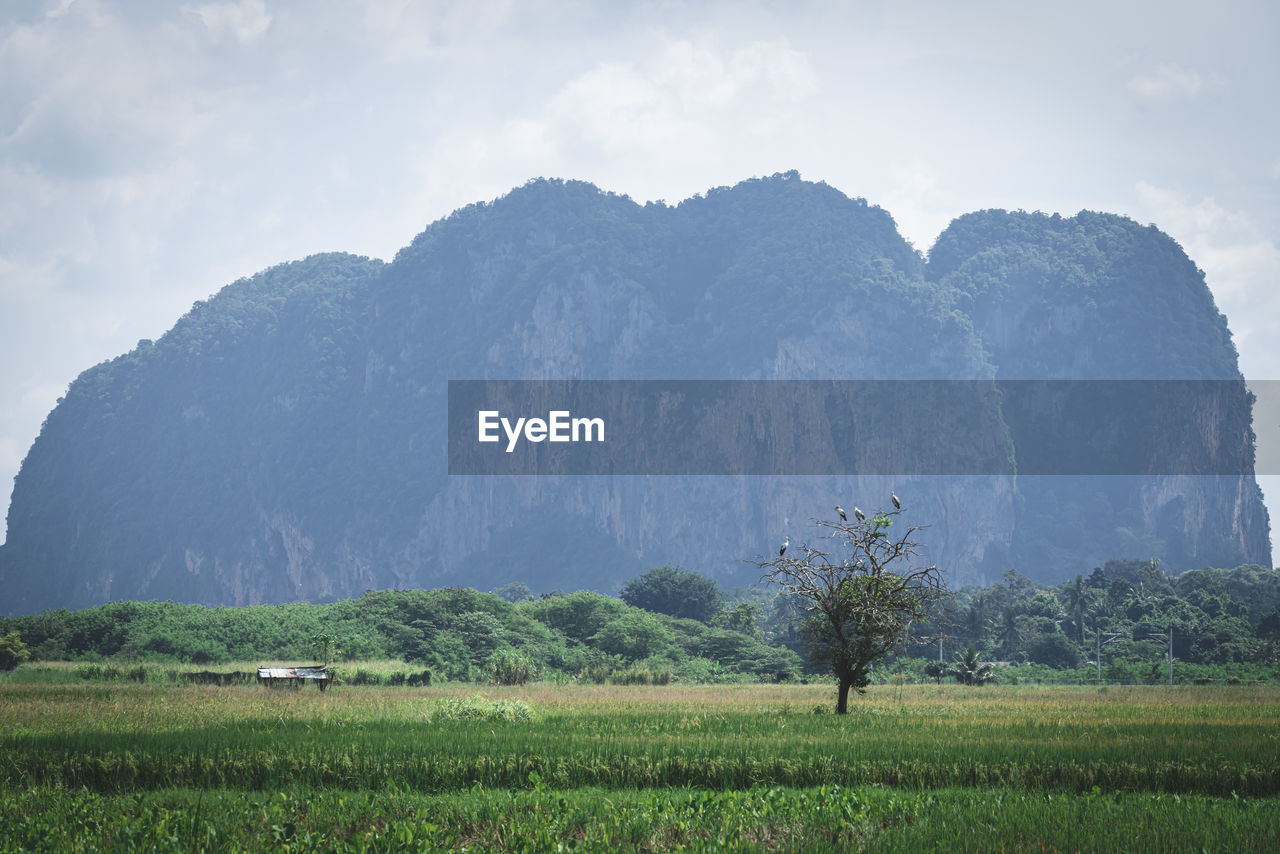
[2,683,1277,796]
[2,783,1277,853]
[3,681,1278,851]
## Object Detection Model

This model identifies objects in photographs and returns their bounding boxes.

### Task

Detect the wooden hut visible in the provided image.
[257,666,330,690]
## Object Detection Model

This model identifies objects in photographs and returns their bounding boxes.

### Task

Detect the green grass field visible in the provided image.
[2,677,1278,851]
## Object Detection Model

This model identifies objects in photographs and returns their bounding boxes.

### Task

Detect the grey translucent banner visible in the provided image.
[447,379,1271,476]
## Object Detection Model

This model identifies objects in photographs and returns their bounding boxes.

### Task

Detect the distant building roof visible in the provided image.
[258,666,329,680]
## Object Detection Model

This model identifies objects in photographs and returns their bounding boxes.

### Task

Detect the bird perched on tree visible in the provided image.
[853,506,865,522]
[835,505,847,522]
[891,492,901,510]
[779,536,790,556]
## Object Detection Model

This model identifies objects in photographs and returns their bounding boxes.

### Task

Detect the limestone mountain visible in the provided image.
[0,174,1269,614]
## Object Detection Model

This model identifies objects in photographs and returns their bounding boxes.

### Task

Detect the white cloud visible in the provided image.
[554,62,675,153]
[1127,62,1223,100]
[655,39,818,109]
[876,158,952,253]
[501,118,558,165]
[0,3,218,182]
[184,0,271,45]
[551,39,818,155]
[45,0,76,20]
[1135,181,1280,382]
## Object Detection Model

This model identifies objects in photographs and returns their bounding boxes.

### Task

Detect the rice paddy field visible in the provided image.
[2,675,1279,851]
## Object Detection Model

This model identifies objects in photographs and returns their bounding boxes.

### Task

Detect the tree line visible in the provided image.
[3,558,1277,688]
[0,581,800,685]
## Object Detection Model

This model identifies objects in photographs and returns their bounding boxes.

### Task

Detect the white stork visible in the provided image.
[779,536,790,556]
[835,505,847,522]
[853,506,865,522]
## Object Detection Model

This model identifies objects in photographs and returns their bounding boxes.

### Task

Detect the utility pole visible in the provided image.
[1136,628,1175,685]
[1096,628,1123,685]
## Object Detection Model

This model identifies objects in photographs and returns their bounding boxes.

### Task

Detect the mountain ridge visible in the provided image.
[0,173,1269,615]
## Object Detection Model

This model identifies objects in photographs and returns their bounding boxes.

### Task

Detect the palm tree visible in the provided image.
[995,605,1023,661]
[949,646,995,686]
[964,593,988,647]
[1060,574,1089,645]
[1123,582,1158,620]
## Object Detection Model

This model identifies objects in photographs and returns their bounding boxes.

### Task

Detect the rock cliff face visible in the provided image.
[930,209,1270,574]
[0,175,1269,614]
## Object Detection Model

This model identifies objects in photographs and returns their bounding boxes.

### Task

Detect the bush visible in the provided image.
[589,612,675,662]
[1027,633,1082,669]
[0,632,30,671]
[1103,659,1146,684]
[75,664,103,681]
[352,669,383,686]
[517,592,628,643]
[609,667,649,685]
[488,649,537,686]
[669,657,755,684]
[610,666,672,685]
[620,566,723,622]
[577,664,610,684]
[426,694,534,723]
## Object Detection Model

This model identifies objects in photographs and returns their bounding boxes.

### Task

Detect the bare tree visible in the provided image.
[754,504,946,714]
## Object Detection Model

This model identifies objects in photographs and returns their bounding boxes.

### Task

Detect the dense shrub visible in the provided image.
[351,669,383,686]
[610,666,672,685]
[589,612,675,662]
[427,694,534,723]
[620,566,723,622]
[0,632,30,671]
[487,649,537,686]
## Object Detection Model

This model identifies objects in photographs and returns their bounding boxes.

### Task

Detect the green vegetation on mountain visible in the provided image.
[930,209,1240,379]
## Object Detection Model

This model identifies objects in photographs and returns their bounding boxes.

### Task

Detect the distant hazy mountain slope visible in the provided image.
[929,209,1240,379]
[0,175,1268,615]
[929,209,1270,573]
[1,253,385,610]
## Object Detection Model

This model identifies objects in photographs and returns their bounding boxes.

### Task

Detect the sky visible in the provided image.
[1,0,1278,563]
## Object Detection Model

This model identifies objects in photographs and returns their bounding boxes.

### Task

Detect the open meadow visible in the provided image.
[2,676,1279,851]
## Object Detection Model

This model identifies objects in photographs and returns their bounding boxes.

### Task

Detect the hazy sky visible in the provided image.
[2,0,1278,563]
